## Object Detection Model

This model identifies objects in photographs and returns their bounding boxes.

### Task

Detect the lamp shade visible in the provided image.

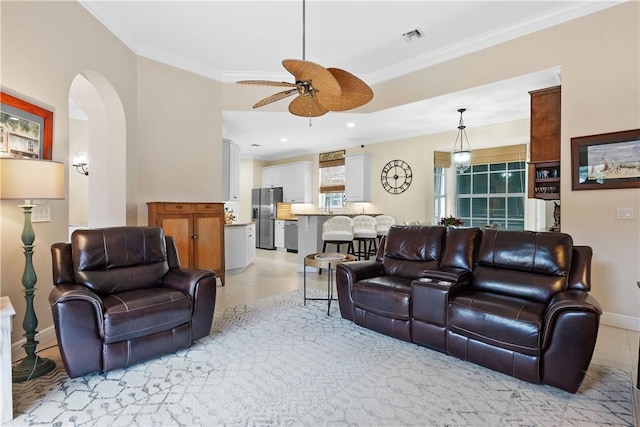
[0,158,65,200]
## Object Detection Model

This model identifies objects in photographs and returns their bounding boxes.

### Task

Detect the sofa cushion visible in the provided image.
[352,276,412,320]
[382,225,445,278]
[73,227,169,294]
[102,288,192,344]
[473,229,572,303]
[447,291,545,356]
[440,227,481,271]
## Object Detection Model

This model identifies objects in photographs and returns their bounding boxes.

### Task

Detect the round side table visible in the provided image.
[304,252,357,315]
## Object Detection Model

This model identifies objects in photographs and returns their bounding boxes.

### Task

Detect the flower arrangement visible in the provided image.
[438,215,464,227]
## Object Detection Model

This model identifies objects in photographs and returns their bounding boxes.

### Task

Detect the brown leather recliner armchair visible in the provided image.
[49,226,217,378]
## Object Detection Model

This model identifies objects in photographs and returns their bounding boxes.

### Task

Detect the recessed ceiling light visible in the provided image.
[347,122,355,128]
[281,138,288,142]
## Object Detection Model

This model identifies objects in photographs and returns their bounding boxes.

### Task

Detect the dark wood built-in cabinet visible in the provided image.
[148,202,226,285]
[528,86,561,200]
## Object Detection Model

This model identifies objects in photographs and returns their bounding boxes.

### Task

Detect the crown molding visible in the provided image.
[365,1,626,85]
[80,1,625,84]
[79,1,143,53]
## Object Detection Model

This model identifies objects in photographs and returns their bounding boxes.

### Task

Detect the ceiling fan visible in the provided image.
[236,0,373,119]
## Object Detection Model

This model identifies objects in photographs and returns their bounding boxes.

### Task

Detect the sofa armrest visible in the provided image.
[163,268,216,296]
[48,284,106,378]
[49,283,104,318]
[412,278,471,323]
[421,268,471,283]
[163,268,217,340]
[336,260,385,321]
[410,277,471,352]
[545,290,602,325]
[541,290,602,392]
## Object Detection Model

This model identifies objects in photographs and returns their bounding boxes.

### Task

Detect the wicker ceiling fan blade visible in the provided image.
[288,95,328,117]
[317,68,374,111]
[282,59,341,97]
[252,89,298,109]
[237,80,297,88]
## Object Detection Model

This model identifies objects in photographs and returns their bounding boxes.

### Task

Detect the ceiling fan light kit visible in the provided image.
[236,0,373,119]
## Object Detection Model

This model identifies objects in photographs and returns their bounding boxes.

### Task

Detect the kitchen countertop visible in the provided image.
[224,221,255,227]
[295,213,382,217]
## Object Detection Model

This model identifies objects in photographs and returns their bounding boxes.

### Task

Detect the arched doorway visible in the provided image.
[68,72,126,231]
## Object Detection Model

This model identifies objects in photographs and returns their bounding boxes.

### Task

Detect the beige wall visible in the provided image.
[135,57,223,224]
[1,1,225,343]
[1,1,137,343]
[0,1,638,347]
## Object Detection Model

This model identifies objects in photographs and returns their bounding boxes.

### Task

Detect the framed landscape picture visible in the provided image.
[571,128,640,191]
[0,91,53,160]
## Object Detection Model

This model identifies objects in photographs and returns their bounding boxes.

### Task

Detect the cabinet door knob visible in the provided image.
[192,235,197,239]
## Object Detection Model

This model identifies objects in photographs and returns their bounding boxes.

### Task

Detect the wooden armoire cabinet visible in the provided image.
[148,202,226,286]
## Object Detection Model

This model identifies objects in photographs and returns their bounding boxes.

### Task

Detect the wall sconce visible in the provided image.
[72,152,89,175]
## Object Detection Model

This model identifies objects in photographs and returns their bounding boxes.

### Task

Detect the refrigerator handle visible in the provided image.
[252,208,258,220]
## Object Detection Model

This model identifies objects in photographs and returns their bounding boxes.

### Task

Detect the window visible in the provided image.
[434,167,446,224]
[456,161,526,229]
[319,150,345,208]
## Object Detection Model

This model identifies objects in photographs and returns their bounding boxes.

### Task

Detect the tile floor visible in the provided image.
[223,249,639,425]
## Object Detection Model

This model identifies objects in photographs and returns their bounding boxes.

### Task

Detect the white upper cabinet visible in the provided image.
[222,139,241,201]
[345,153,372,202]
[262,161,312,203]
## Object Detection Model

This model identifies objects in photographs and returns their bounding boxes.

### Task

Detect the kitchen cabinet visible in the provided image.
[275,219,285,249]
[224,223,256,270]
[262,161,312,203]
[246,223,256,263]
[147,202,225,285]
[528,161,560,200]
[528,86,561,200]
[222,139,241,202]
[345,153,372,202]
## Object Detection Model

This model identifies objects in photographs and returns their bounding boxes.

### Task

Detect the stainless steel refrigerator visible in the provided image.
[251,187,283,249]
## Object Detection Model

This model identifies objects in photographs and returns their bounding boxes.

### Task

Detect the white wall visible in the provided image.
[68,118,89,226]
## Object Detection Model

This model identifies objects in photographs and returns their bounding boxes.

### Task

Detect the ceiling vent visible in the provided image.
[402,28,425,42]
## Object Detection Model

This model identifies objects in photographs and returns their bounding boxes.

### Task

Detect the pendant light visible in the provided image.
[451,108,472,172]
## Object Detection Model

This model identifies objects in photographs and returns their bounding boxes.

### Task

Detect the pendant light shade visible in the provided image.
[451,108,471,172]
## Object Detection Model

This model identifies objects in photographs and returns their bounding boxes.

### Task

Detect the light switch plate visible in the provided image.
[616,207,633,220]
[31,205,51,222]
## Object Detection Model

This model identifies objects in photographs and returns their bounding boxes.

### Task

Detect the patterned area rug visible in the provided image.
[11,290,636,426]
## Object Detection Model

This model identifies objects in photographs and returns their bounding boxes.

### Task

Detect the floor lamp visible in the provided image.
[0,158,64,382]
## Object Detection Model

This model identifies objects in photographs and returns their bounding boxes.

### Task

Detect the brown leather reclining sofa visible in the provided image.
[49,226,217,378]
[336,225,602,393]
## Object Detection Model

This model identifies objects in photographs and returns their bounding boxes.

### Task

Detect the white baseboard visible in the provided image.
[11,326,57,363]
[601,311,640,332]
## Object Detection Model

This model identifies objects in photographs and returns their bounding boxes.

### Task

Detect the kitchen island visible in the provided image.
[295,213,382,272]
[224,222,256,271]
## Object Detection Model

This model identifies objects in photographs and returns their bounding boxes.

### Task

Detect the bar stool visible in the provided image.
[374,215,396,242]
[352,215,377,260]
[321,216,355,255]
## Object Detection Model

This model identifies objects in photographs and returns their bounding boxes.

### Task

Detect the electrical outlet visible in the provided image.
[616,207,633,220]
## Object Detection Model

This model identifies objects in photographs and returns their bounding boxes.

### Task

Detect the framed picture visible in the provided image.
[0,91,53,160]
[571,128,640,191]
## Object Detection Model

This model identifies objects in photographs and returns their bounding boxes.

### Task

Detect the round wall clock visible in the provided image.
[381,159,412,194]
